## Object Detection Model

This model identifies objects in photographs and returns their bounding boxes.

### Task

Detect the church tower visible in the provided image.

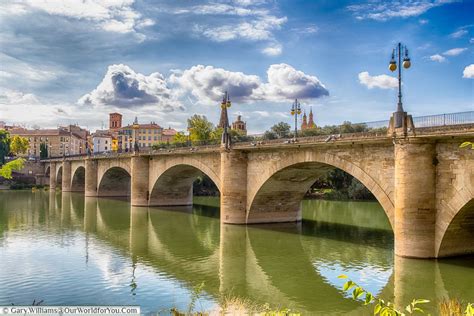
[301,111,308,130]
[308,107,316,129]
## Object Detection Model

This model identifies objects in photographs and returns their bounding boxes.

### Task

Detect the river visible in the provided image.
[0,191,472,315]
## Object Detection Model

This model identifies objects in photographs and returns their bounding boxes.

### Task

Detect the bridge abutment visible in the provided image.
[131,155,149,206]
[220,150,248,224]
[394,140,436,258]
[85,159,98,197]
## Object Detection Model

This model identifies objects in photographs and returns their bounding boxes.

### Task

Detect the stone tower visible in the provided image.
[109,113,122,130]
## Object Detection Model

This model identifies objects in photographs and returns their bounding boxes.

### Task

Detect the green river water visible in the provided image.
[0,191,472,315]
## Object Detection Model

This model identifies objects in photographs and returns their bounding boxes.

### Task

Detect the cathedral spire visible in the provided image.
[301,111,308,130]
[308,106,316,128]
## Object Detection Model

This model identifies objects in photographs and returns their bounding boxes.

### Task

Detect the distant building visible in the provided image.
[162,127,177,143]
[10,125,88,158]
[92,130,112,153]
[301,107,316,130]
[231,115,247,135]
[118,117,163,151]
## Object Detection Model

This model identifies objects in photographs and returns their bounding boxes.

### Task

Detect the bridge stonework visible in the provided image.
[45,130,474,258]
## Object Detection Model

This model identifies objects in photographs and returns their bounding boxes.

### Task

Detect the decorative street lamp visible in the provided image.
[220,92,232,150]
[291,99,302,139]
[389,42,411,128]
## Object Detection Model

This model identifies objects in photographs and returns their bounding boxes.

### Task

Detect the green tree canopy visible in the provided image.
[187,115,214,144]
[10,135,29,155]
[0,158,25,179]
[172,132,188,145]
[0,130,11,165]
[270,122,291,138]
[40,143,48,159]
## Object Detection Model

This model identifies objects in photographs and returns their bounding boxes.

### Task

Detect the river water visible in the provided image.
[0,191,472,315]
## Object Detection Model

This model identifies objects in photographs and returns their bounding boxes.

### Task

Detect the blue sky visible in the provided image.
[0,0,473,133]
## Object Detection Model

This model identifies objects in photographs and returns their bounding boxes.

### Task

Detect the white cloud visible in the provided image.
[0,53,60,83]
[258,64,329,100]
[0,0,153,35]
[463,64,474,79]
[470,38,474,44]
[358,72,397,89]
[262,43,282,56]
[169,65,262,103]
[0,89,40,105]
[443,47,467,56]
[450,29,468,38]
[78,64,183,111]
[170,63,329,103]
[430,54,446,62]
[419,19,429,25]
[197,15,287,42]
[347,1,454,21]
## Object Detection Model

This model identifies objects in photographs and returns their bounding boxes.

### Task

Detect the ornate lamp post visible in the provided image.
[220,92,231,150]
[389,42,411,128]
[132,117,140,153]
[290,99,302,139]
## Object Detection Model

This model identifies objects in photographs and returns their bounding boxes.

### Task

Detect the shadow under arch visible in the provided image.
[97,167,131,197]
[247,158,394,229]
[56,165,63,189]
[71,166,85,192]
[437,198,474,257]
[149,164,220,206]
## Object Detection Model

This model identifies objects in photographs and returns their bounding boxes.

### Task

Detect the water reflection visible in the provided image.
[0,191,473,314]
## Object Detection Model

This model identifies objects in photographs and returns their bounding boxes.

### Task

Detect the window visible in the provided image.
[105,140,108,144]
[148,136,151,141]
[105,146,108,151]
[154,136,157,141]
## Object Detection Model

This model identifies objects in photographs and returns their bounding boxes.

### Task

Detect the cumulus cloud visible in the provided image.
[463,64,474,79]
[0,89,40,105]
[443,47,467,56]
[0,0,153,36]
[170,63,328,103]
[430,54,446,62]
[347,1,454,21]
[78,64,183,112]
[259,64,329,100]
[358,72,397,89]
[170,65,262,103]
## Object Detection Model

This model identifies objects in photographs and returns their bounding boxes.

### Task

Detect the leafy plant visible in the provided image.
[0,158,25,179]
[460,142,474,149]
[338,274,429,315]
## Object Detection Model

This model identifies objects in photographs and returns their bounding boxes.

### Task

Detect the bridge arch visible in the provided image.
[149,160,221,206]
[437,197,474,257]
[247,152,394,228]
[56,165,63,189]
[71,166,85,192]
[97,167,131,197]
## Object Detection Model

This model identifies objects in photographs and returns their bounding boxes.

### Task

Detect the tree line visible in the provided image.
[0,131,29,179]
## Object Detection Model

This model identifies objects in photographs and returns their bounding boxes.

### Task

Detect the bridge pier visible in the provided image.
[61,161,72,192]
[220,150,248,224]
[49,162,57,191]
[131,155,149,206]
[85,159,98,197]
[394,140,436,258]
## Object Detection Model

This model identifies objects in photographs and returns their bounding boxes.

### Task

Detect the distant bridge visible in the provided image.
[42,112,474,259]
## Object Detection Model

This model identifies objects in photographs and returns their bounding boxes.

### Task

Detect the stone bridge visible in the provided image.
[43,124,474,258]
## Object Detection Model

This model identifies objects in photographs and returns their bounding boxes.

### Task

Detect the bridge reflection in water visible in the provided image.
[1,191,473,315]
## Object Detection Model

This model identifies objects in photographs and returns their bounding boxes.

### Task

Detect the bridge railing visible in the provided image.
[40,111,473,161]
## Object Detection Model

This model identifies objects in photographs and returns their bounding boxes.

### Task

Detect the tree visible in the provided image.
[187,115,214,144]
[10,135,29,155]
[0,158,25,179]
[171,132,188,146]
[270,122,291,138]
[0,130,10,165]
[40,143,48,159]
